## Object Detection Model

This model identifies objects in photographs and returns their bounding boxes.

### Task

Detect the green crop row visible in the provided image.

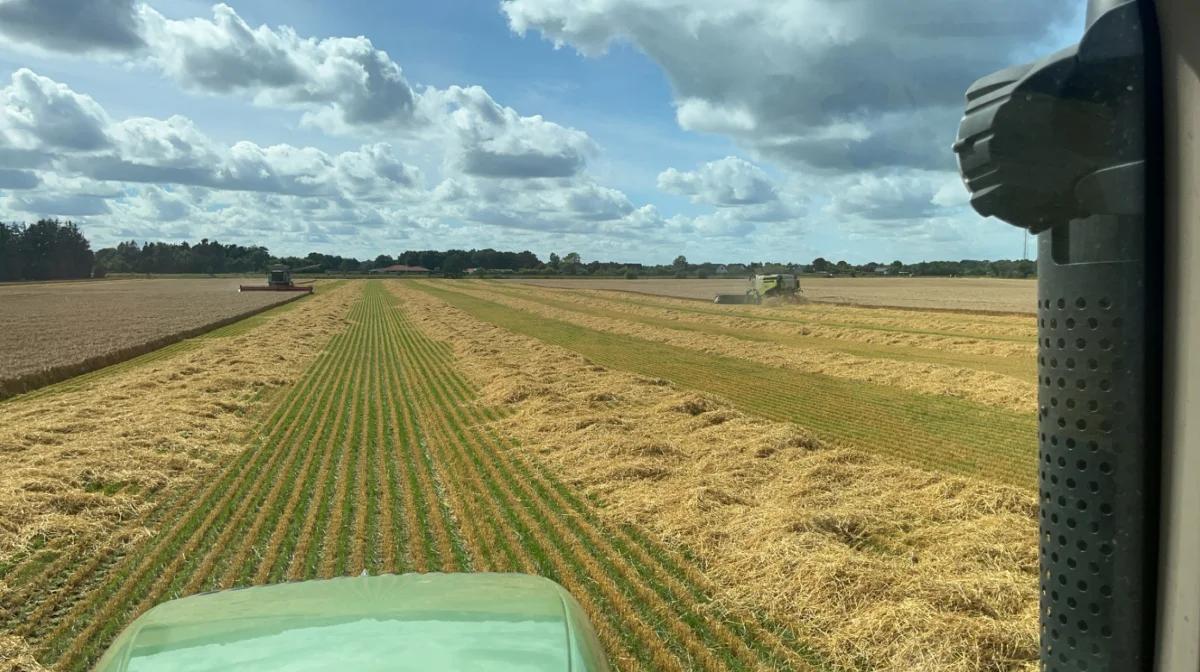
[385,281,832,671]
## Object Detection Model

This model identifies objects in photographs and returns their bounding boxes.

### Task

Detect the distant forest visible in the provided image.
[0,219,1037,282]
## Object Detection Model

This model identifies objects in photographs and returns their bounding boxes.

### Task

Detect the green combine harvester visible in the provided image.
[93,573,611,671]
[713,274,801,305]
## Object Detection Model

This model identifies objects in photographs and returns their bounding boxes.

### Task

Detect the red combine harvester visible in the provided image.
[238,264,316,294]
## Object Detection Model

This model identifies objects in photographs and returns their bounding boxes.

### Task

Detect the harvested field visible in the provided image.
[1,281,826,672]
[2,277,1040,672]
[509,276,1038,314]
[429,282,1036,413]
[399,282,1039,671]
[0,279,309,399]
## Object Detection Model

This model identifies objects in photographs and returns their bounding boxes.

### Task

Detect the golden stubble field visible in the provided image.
[510,276,1039,314]
[400,281,1040,670]
[0,280,305,398]
[1,277,1041,672]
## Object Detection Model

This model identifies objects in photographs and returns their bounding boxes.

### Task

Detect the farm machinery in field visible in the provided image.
[714,274,801,305]
[238,264,319,294]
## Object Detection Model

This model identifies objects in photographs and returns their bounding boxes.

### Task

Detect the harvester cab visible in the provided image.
[266,265,293,287]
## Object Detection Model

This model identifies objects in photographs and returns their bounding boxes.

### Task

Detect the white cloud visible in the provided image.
[823,170,961,221]
[423,86,599,179]
[129,4,598,180]
[0,0,145,54]
[139,3,418,132]
[0,69,112,152]
[657,156,777,206]
[0,67,671,257]
[502,0,1077,172]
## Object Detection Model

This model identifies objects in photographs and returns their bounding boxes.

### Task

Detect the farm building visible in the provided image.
[715,264,728,275]
[369,265,432,276]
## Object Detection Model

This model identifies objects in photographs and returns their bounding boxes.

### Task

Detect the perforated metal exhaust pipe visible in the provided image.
[953,1,1163,669]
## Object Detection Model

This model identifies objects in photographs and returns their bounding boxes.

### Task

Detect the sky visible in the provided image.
[0,0,1084,264]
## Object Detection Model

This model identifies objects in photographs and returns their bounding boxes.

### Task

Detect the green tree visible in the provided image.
[697,269,709,279]
[562,251,582,275]
[673,255,688,270]
[442,253,467,278]
[549,252,561,269]
[811,257,829,272]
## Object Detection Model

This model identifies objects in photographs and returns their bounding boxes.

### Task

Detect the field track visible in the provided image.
[1,281,827,672]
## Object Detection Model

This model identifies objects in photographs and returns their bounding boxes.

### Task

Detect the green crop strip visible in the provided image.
[414,282,1038,489]
[482,283,1034,379]
[383,282,833,671]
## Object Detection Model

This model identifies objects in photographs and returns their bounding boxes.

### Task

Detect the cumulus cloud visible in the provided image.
[0,69,112,152]
[0,67,667,256]
[430,175,642,234]
[138,4,418,132]
[1,2,600,182]
[0,68,429,204]
[5,192,112,217]
[131,2,597,179]
[421,85,599,179]
[0,0,145,53]
[657,156,777,206]
[823,170,963,221]
[502,0,1075,172]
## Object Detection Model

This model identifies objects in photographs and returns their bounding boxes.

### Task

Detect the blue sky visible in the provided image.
[0,0,1083,264]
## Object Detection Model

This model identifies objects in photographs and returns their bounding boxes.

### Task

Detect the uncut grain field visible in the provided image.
[0,278,1041,672]
[0,279,307,399]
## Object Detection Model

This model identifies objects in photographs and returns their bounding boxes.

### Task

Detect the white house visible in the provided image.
[715,265,728,275]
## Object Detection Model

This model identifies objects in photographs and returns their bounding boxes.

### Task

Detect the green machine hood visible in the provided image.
[93,573,610,672]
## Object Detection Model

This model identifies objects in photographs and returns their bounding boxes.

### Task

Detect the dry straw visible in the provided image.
[449,284,1037,414]
[516,283,1038,357]
[0,280,305,398]
[0,282,358,565]
[0,635,46,672]
[399,282,1040,672]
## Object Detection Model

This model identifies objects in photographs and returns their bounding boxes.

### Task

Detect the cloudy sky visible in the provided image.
[0,0,1082,264]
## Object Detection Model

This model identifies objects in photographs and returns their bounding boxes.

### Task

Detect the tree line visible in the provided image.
[0,221,1037,281]
[0,220,95,282]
